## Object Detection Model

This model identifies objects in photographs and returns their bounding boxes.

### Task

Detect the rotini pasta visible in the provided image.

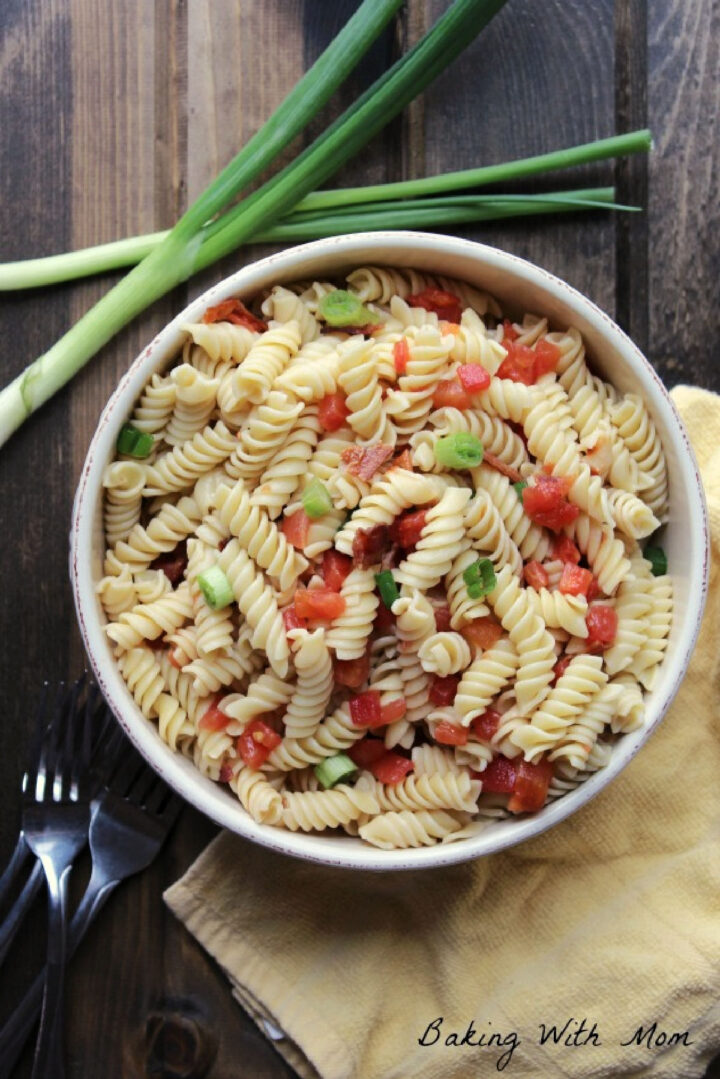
[103,268,672,849]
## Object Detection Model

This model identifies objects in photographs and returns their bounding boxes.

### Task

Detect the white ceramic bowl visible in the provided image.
[70,231,709,870]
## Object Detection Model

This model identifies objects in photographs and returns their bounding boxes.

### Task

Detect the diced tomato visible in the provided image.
[349,690,383,728]
[507,758,553,813]
[150,542,188,586]
[470,707,501,743]
[429,674,460,706]
[558,563,595,596]
[391,449,413,471]
[522,476,580,532]
[432,378,472,410]
[282,509,310,549]
[348,737,388,768]
[334,651,371,688]
[585,605,618,647]
[586,576,602,602]
[201,298,268,333]
[322,550,352,591]
[373,602,396,633]
[352,524,392,569]
[406,287,462,324]
[524,560,549,590]
[295,587,346,620]
[458,363,491,393]
[283,607,307,634]
[370,752,414,785]
[380,699,407,724]
[497,338,560,385]
[502,319,519,342]
[198,697,229,731]
[236,719,282,769]
[462,617,504,651]
[433,720,468,746]
[393,338,410,375]
[432,603,452,632]
[482,450,522,484]
[318,391,350,432]
[497,342,538,385]
[342,444,393,481]
[552,535,582,564]
[552,655,573,685]
[534,339,561,378]
[480,756,518,793]
[389,508,428,549]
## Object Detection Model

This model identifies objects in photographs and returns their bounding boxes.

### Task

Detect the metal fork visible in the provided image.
[21,679,94,1079]
[0,682,107,967]
[0,724,183,1078]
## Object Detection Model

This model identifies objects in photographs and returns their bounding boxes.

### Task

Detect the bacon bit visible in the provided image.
[150,542,188,585]
[201,298,268,332]
[432,603,452,632]
[390,449,413,471]
[218,537,229,552]
[218,762,234,784]
[380,543,401,571]
[341,444,394,481]
[482,450,522,484]
[352,525,391,569]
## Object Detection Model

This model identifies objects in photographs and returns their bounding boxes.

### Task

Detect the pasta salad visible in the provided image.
[97,266,672,850]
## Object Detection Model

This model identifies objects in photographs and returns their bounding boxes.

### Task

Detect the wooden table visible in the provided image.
[0,1,717,1076]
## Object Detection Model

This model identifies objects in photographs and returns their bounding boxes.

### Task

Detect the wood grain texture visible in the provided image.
[0,0,718,1076]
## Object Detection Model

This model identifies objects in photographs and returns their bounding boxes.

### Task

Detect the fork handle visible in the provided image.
[0,860,44,967]
[31,861,72,1079]
[0,834,32,908]
[0,877,118,1079]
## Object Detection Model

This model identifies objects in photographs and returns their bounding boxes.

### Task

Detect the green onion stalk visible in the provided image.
[0,134,649,291]
[0,0,508,447]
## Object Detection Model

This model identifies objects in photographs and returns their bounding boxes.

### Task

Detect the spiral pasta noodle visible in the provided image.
[103,267,672,848]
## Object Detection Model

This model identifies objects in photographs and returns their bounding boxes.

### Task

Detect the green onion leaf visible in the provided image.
[116,422,153,458]
[375,569,399,609]
[302,478,333,518]
[434,432,484,470]
[314,753,358,789]
[197,565,234,610]
[318,289,375,327]
[463,557,496,598]
[644,545,668,577]
[513,480,528,500]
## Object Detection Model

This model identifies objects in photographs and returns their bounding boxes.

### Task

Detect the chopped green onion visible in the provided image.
[302,478,333,519]
[434,432,484,470]
[463,557,496,599]
[644,545,668,577]
[318,289,375,327]
[197,566,234,610]
[375,569,399,609]
[116,423,154,458]
[314,753,358,789]
[514,480,528,500]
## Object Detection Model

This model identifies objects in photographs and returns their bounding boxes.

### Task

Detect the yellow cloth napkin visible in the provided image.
[165,385,720,1079]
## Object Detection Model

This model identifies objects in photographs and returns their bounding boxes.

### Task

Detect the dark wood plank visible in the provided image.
[0,0,75,1021]
[423,0,617,317]
[614,0,649,352]
[647,0,720,388]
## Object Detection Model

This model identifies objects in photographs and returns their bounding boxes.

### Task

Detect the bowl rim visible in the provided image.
[70,230,710,870]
